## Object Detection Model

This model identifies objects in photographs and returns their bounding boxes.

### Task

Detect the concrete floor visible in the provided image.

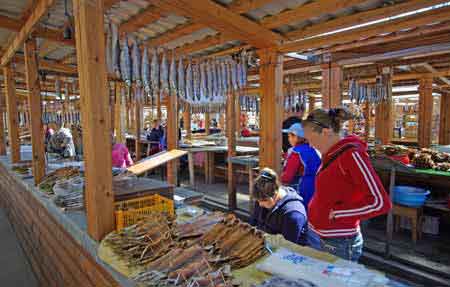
[0,209,38,287]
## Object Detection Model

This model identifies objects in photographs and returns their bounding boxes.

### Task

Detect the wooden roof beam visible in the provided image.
[153,0,284,48]
[1,0,57,66]
[260,0,367,29]
[413,63,450,85]
[279,4,450,53]
[286,0,449,41]
[119,5,167,34]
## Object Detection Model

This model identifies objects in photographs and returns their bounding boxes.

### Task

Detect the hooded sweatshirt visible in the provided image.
[250,187,307,244]
[308,136,391,238]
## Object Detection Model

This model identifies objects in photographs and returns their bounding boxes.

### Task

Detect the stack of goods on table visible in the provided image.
[373,145,450,172]
[102,212,267,286]
[38,167,81,195]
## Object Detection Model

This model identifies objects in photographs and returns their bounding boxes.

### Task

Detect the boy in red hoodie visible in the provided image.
[303,108,392,261]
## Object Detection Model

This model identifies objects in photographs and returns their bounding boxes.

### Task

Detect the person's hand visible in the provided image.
[329,209,335,220]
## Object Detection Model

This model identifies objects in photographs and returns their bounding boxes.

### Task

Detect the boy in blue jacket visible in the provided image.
[250,168,307,245]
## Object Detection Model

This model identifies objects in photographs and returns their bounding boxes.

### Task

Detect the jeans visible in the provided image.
[307,228,363,262]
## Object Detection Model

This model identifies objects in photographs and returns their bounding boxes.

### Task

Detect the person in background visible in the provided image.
[303,108,392,261]
[43,124,55,147]
[281,123,321,209]
[282,116,302,153]
[241,123,252,137]
[59,123,76,158]
[112,136,133,168]
[250,168,307,245]
[147,119,163,155]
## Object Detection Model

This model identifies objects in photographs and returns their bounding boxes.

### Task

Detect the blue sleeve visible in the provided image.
[282,211,306,244]
[249,203,260,227]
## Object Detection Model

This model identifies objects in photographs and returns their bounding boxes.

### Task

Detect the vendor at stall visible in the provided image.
[147,120,164,155]
[112,137,133,168]
[281,123,321,208]
[47,123,76,158]
[303,108,392,261]
[250,168,307,245]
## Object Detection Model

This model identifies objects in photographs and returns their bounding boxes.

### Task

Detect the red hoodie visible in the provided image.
[308,136,391,238]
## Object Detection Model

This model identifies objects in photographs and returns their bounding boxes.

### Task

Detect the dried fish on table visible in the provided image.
[111,23,121,79]
[255,276,318,287]
[38,167,80,195]
[104,214,175,268]
[174,212,225,240]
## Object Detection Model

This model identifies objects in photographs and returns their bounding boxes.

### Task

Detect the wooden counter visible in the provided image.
[0,152,134,287]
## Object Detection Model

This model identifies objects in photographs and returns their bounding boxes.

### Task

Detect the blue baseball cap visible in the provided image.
[282,123,305,138]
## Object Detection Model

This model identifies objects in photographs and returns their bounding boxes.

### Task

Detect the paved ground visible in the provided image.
[0,208,38,287]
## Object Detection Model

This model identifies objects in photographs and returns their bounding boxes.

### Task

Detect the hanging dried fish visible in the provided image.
[131,37,141,88]
[237,56,243,90]
[105,23,113,75]
[141,47,150,96]
[150,48,159,101]
[186,57,193,103]
[231,58,238,91]
[177,55,185,99]
[169,50,177,96]
[160,49,169,96]
[200,62,207,105]
[206,60,213,101]
[111,23,121,79]
[222,59,228,95]
[193,62,201,102]
[241,50,248,88]
[120,35,131,86]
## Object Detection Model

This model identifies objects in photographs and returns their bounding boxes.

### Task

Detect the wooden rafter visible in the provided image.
[1,0,56,66]
[286,0,448,41]
[152,0,284,49]
[261,0,367,30]
[279,4,450,53]
[146,22,204,47]
[12,55,77,75]
[174,34,230,56]
[119,5,167,34]
[227,0,274,14]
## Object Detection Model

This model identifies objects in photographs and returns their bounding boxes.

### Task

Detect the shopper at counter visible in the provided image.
[112,138,133,168]
[303,108,392,261]
[281,123,321,208]
[250,168,307,245]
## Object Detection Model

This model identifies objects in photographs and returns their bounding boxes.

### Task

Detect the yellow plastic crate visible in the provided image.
[114,194,174,231]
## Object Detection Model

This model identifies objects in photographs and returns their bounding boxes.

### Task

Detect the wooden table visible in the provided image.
[180,145,259,187]
[229,155,259,213]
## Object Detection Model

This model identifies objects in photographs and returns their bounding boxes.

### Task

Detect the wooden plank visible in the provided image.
[175,34,231,56]
[166,91,179,185]
[286,0,449,41]
[146,23,205,47]
[0,90,6,155]
[321,63,342,109]
[375,72,393,145]
[3,66,20,163]
[157,0,283,48]
[228,0,274,14]
[227,90,237,210]
[279,4,450,53]
[24,38,46,185]
[418,77,434,148]
[1,0,56,66]
[13,54,77,74]
[439,92,450,145]
[258,49,283,174]
[73,0,115,241]
[119,5,166,34]
[261,0,366,29]
[127,149,187,175]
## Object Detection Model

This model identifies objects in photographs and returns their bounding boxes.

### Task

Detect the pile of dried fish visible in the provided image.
[254,276,317,287]
[284,89,307,113]
[104,214,175,268]
[12,166,30,175]
[174,212,225,241]
[53,176,84,210]
[106,24,252,112]
[348,75,390,105]
[38,167,80,195]
[408,148,450,171]
[201,214,266,268]
[133,244,233,287]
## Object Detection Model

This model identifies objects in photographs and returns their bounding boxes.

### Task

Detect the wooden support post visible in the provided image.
[364,101,371,142]
[258,49,283,174]
[183,104,191,140]
[308,95,316,114]
[24,38,46,185]
[3,66,20,163]
[204,112,212,184]
[156,92,162,121]
[166,93,178,185]
[418,77,433,148]
[73,0,114,241]
[235,97,241,135]
[205,112,210,135]
[227,90,237,210]
[439,92,450,145]
[219,113,225,131]
[321,63,342,109]
[0,90,6,155]
[134,92,142,161]
[375,70,393,145]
